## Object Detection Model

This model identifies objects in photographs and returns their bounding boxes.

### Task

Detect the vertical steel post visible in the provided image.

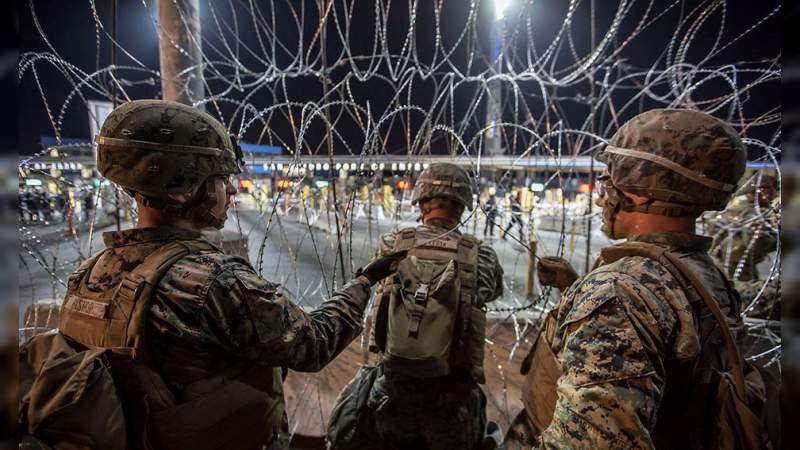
[157,0,204,105]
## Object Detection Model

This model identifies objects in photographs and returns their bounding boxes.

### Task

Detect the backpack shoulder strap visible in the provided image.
[394,228,417,252]
[116,239,217,356]
[451,234,480,368]
[600,241,747,401]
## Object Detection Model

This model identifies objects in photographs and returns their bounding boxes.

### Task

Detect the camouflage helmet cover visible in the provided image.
[411,162,474,211]
[597,109,746,212]
[96,99,242,196]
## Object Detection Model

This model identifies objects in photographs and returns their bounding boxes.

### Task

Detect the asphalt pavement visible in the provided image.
[18,204,612,328]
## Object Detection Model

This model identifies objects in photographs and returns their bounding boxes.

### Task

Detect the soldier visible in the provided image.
[501,193,525,242]
[22,100,406,450]
[707,174,780,318]
[483,195,498,238]
[505,109,773,449]
[338,163,504,450]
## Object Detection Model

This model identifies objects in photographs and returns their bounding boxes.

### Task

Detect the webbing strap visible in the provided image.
[121,240,218,355]
[605,146,735,192]
[96,135,225,157]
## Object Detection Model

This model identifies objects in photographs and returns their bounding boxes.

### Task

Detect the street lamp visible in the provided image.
[486,0,511,156]
[494,0,512,21]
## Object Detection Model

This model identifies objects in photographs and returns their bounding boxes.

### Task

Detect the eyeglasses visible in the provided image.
[597,174,613,198]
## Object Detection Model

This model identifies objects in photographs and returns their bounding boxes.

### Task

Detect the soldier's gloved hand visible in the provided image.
[537,256,578,291]
[355,251,408,285]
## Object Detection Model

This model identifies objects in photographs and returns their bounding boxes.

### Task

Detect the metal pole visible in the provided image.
[112,0,121,231]
[584,0,597,273]
[157,0,204,104]
[485,16,504,156]
[318,0,347,286]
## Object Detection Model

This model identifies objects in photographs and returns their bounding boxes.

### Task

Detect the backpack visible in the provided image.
[373,228,482,380]
[601,241,779,450]
[20,239,284,450]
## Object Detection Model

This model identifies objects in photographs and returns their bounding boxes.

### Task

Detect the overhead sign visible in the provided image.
[87,100,114,159]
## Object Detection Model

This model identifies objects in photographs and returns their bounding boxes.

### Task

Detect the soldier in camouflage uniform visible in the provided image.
[362,163,504,450]
[505,109,757,449]
[706,174,780,319]
[56,100,405,450]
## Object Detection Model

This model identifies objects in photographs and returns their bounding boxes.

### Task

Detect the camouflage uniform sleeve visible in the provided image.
[205,261,372,373]
[477,242,503,306]
[538,266,679,449]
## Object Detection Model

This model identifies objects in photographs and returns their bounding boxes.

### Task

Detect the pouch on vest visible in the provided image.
[375,228,480,379]
[19,331,127,450]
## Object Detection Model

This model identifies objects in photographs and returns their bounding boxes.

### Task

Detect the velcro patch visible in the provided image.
[63,295,108,319]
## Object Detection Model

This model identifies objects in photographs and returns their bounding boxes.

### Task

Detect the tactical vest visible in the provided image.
[519,241,774,449]
[373,227,485,382]
[57,239,286,450]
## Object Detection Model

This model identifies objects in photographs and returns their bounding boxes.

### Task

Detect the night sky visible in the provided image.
[15,0,781,157]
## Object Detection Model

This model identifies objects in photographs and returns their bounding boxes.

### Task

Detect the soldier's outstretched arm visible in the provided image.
[202,253,405,373]
[536,280,669,449]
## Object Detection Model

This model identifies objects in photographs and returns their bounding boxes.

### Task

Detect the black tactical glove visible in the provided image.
[537,256,579,291]
[355,250,408,285]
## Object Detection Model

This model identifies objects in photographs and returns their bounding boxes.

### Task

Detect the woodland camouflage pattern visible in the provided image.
[597,109,746,211]
[364,222,503,449]
[507,232,742,449]
[411,162,475,210]
[97,99,241,195]
[90,226,372,449]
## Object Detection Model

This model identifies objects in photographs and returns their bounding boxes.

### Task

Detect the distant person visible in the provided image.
[483,195,498,238]
[501,194,525,242]
[82,189,94,222]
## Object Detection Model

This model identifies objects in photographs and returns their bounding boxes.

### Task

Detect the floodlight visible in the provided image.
[495,0,511,20]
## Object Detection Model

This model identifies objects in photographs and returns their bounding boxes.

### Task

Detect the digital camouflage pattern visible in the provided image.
[597,109,746,211]
[363,222,503,449]
[506,231,742,449]
[90,226,373,449]
[411,162,475,210]
[97,99,241,196]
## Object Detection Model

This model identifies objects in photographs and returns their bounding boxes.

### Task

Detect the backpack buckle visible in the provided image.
[408,283,430,339]
[117,274,145,303]
[414,283,429,306]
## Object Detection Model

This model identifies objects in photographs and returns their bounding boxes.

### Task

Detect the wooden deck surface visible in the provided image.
[284,319,536,439]
[23,303,538,447]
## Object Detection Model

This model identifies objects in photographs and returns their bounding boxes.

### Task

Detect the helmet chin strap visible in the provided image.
[185,177,228,229]
[602,180,701,238]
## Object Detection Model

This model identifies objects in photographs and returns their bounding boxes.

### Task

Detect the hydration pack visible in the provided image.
[373,228,483,380]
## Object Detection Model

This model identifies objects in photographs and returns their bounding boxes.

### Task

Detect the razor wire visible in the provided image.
[17,0,782,437]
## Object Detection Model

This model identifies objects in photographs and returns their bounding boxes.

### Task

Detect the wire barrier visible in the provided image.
[18,0,781,438]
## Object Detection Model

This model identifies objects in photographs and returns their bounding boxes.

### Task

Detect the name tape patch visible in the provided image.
[417,237,459,251]
[63,295,108,319]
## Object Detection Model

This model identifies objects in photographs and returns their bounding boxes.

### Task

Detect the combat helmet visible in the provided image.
[411,162,474,210]
[597,108,746,216]
[96,99,243,228]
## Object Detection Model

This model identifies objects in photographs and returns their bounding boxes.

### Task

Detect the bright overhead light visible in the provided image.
[495,0,511,20]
